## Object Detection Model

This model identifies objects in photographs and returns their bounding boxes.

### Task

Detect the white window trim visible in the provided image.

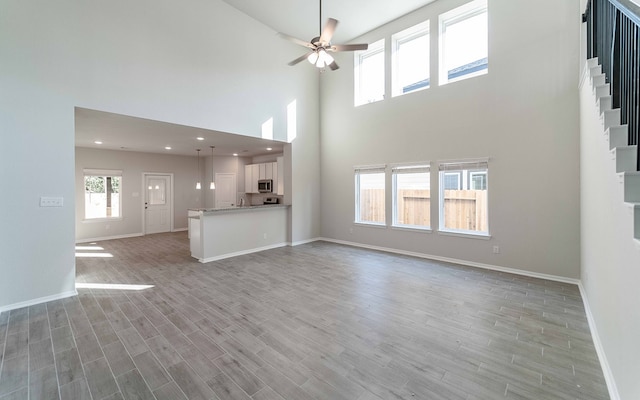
[354,39,385,107]
[392,21,430,97]
[438,159,489,236]
[354,164,387,226]
[443,171,462,190]
[391,163,431,230]
[438,0,488,86]
[83,169,123,221]
[469,170,488,190]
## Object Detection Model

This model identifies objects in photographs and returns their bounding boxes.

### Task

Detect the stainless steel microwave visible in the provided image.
[258,179,272,193]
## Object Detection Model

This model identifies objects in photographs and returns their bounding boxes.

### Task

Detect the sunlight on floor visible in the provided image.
[75,252,113,258]
[75,245,104,251]
[75,244,112,258]
[75,283,154,291]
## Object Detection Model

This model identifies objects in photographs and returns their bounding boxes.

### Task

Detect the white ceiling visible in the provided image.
[75,108,284,158]
[75,1,437,157]
[222,0,438,43]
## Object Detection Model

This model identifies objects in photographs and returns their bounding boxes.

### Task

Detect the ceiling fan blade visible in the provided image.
[319,18,338,44]
[328,61,339,71]
[330,43,369,52]
[277,32,315,49]
[288,52,314,66]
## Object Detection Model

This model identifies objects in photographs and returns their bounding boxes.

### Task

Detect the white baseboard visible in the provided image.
[0,290,78,314]
[197,242,289,263]
[289,237,323,247]
[578,283,620,400]
[317,237,580,285]
[76,233,143,244]
[172,228,188,233]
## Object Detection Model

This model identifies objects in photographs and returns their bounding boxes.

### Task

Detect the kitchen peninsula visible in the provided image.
[188,204,289,262]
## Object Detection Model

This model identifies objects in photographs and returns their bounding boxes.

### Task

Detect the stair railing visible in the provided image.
[584,0,640,171]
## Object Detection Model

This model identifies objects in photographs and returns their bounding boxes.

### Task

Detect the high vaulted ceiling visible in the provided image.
[75,1,438,157]
[222,0,437,43]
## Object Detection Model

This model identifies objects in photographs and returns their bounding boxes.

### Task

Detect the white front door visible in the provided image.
[145,174,172,234]
[215,173,236,208]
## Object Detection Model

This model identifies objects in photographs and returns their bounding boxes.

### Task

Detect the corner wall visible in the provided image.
[579,62,640,400]
[319,0,581,278]
[0,0,320,309]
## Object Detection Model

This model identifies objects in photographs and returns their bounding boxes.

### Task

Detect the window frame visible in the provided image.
[438,160,489,237]
[83,169,123,222]
[438,0,488,86]
[469,170,487,190]
[391,21,430,97]
[354,39,386,107]
[391,163,431,231]
[443,171,462,190]
[354,165,387,226]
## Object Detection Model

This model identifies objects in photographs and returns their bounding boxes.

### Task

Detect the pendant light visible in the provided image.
[209,146,216,190]
[195,149,201,190]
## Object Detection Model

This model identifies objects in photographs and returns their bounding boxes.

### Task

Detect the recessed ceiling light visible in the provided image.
[266,147,272,151]
[94,141,103,145]
[165,146,172,150]
[196,137,204,141]
[232,153,238,157]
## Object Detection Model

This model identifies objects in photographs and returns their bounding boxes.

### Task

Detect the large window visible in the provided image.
[392,21,430,97]
[439,0,488,85]
[392,164,431,229]
[355,166,386,225]
[354,39,385,106]
[438,160,488,235]
[84,169,122,220]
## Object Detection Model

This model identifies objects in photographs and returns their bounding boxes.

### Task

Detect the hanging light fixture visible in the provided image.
[195,149,201,190]
[209,146,216,190]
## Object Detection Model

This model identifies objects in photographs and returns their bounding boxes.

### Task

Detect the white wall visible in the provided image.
[580,72,640,400]
[0,0,320,309]
[75,148,204,241]
[320,0,581,278]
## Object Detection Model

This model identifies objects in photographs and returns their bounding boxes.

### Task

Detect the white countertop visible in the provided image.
[188,204,288,218]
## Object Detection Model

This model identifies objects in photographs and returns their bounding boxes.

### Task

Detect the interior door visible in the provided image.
[145,174,171,234]
[215,173,236,208]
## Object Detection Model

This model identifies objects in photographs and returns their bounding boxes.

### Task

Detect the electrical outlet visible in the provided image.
[40,197,63,207]
[493,245,500,254]
[349,227,354,234]
[263,233,267,239]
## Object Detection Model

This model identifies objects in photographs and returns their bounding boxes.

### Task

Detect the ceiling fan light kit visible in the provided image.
[278,0,368,71]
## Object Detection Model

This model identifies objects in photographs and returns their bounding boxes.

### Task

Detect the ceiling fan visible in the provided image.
[277,0,369,71]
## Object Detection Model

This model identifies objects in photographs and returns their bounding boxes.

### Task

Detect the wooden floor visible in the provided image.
[0,232,609,400]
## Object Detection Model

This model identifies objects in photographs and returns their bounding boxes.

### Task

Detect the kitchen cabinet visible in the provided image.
[265,163,273,180]
[259,163,267,180]
[244,165,251,193]
[271,162,277,191]
[244,164,259,193]
[277,157,284,195]
[251,164,259,192]
[245,160,282,194]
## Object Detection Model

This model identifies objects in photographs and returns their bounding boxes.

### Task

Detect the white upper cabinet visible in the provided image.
[245,160,283,194]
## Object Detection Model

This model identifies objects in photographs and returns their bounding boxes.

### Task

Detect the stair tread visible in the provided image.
[611,144,639,152]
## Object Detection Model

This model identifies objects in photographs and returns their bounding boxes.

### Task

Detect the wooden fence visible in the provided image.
[359,189,487,231]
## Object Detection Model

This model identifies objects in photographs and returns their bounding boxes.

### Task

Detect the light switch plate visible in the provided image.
[40,197,64,207]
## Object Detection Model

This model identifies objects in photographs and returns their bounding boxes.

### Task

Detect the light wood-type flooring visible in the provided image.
[0,232,609,399]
